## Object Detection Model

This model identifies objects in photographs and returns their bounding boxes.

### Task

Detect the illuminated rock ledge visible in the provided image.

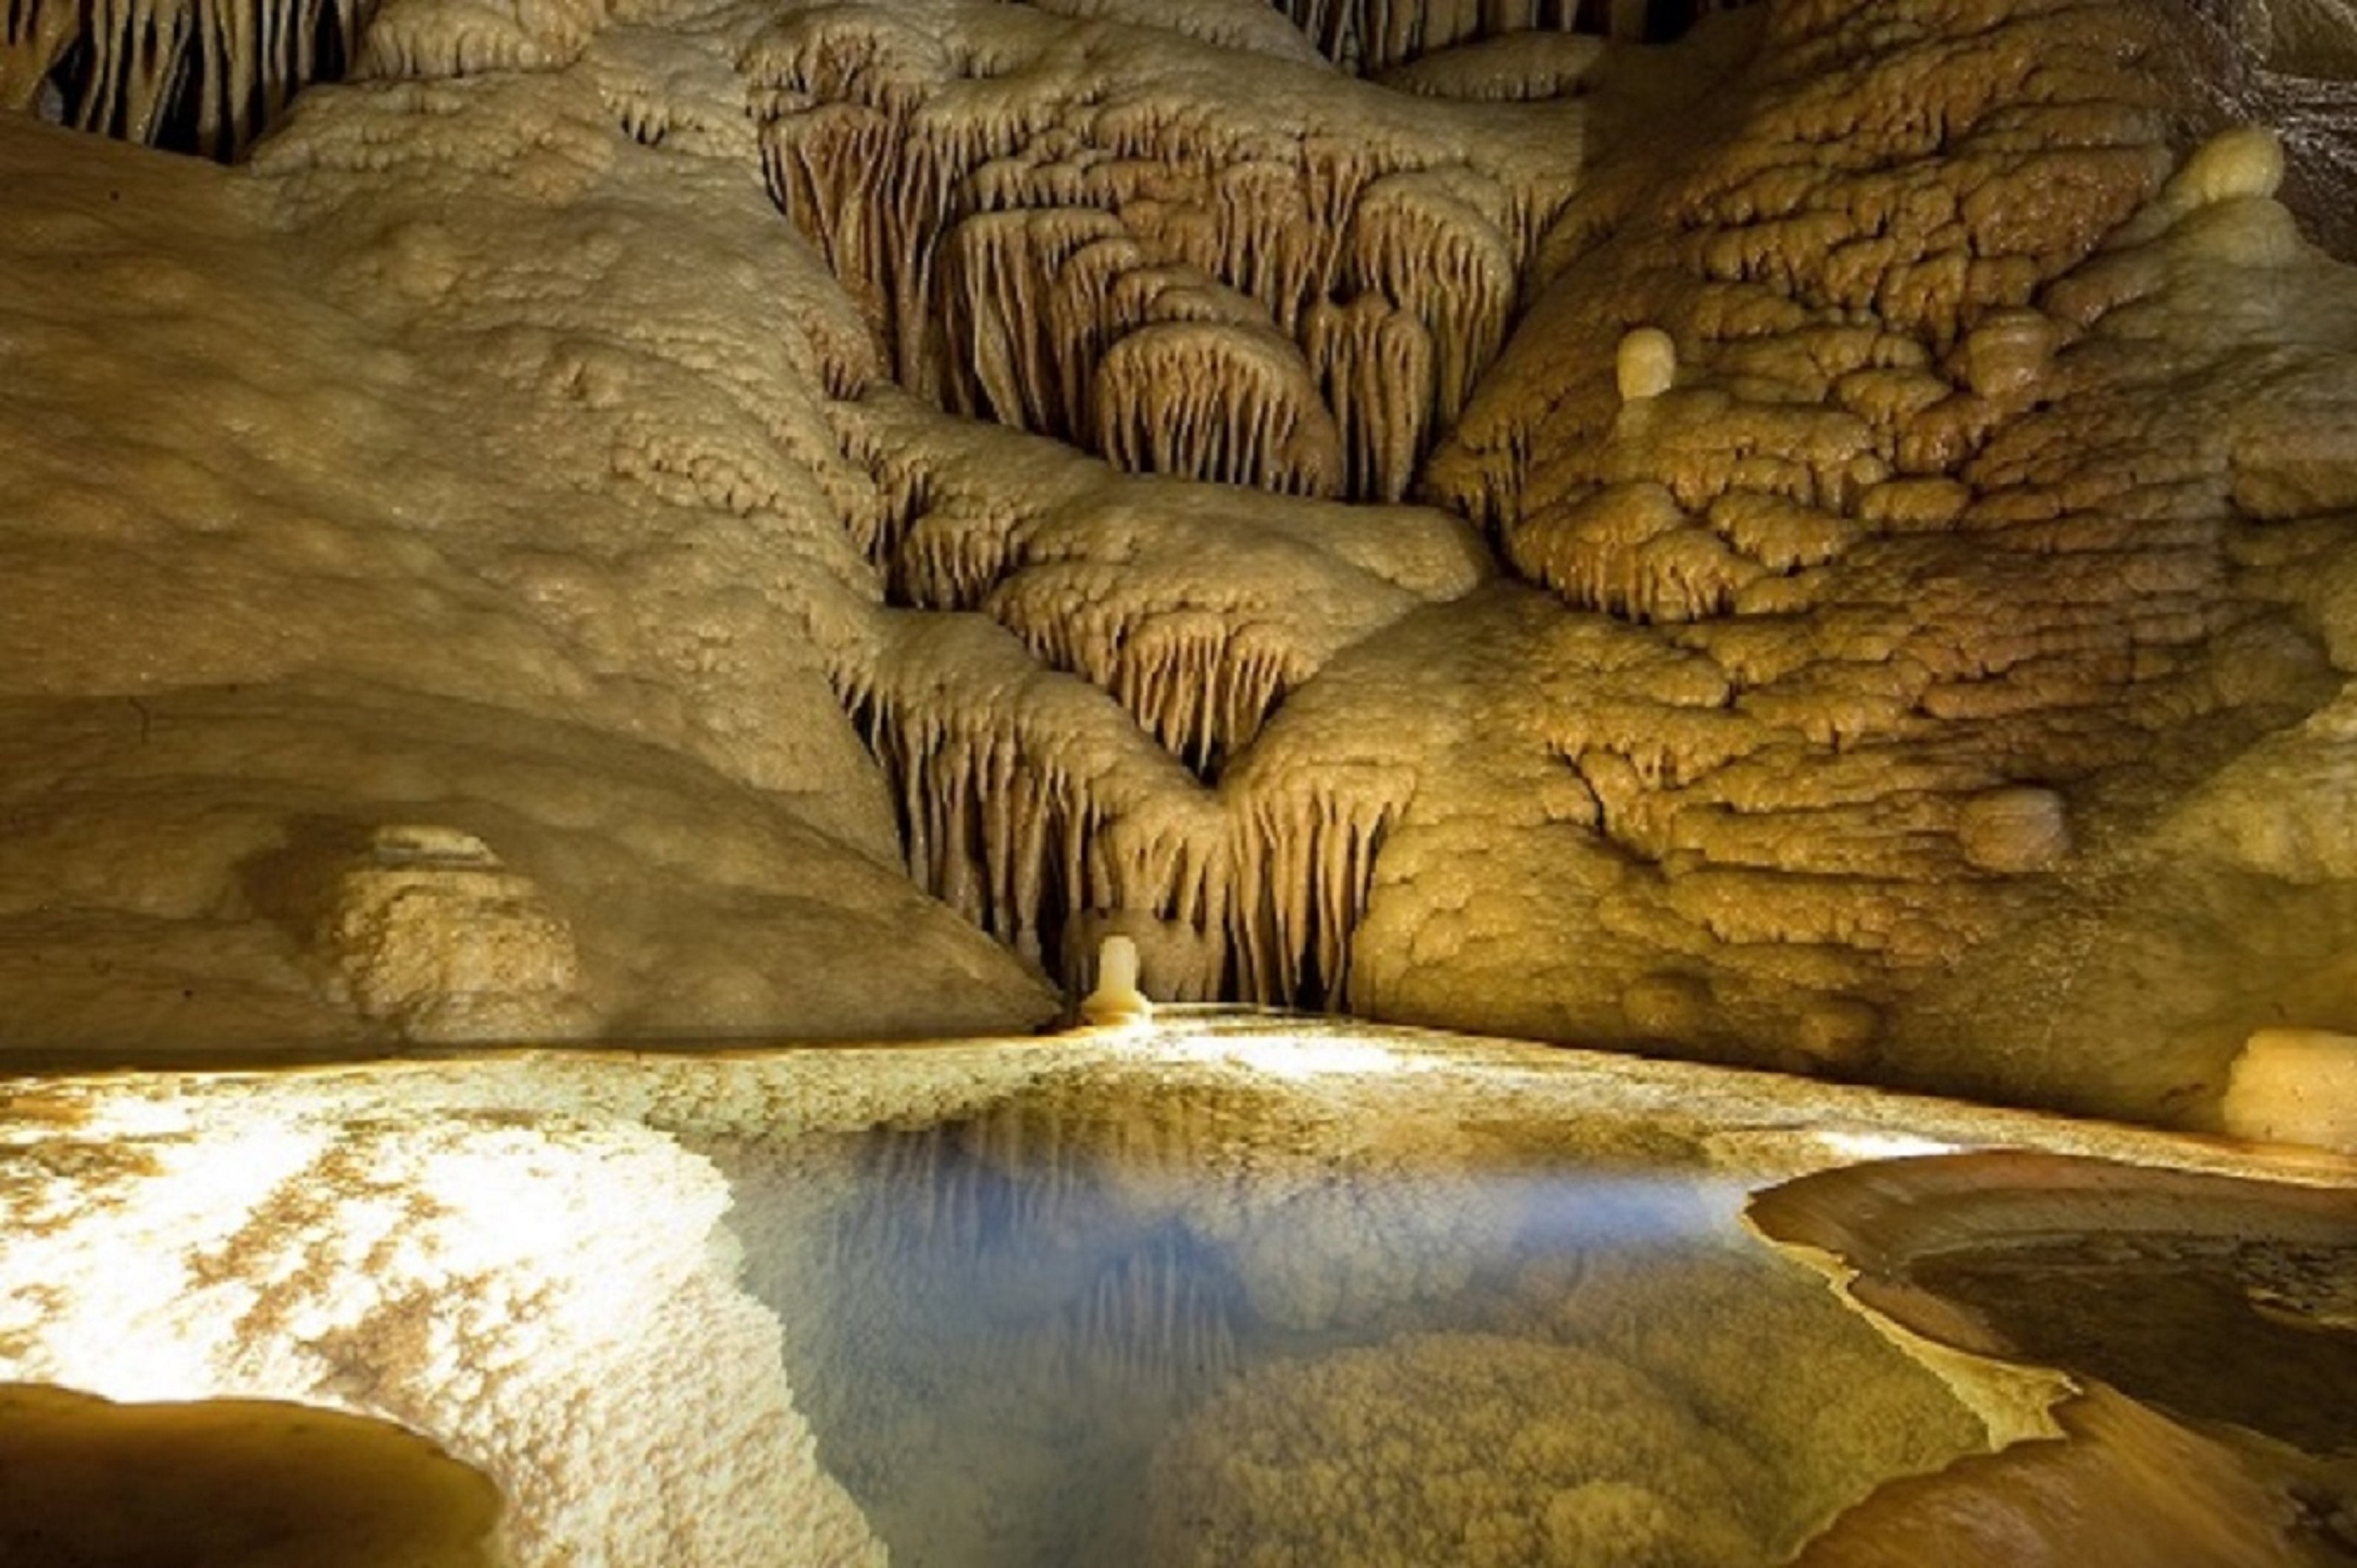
[2,1017,2350,1566]
[1752,1151,2357,1566]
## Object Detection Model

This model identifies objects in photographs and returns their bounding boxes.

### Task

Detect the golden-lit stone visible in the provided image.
[2225,1028,2357,1153]
[0,1386,504,1568]
[4,0,2357,1132]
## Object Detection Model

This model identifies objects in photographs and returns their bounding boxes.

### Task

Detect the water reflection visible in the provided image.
[698,1071,1984,1568]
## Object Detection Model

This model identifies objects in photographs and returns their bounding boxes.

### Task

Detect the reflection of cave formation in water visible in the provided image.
[2,1032,2352,1563]
[698,1063,1988,1568]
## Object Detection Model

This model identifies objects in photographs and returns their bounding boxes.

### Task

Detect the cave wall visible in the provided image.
[5,0,2357,1125]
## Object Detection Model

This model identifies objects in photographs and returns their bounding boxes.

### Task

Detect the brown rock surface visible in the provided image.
[0,1384,507,1568]
[5,0,2357,1119]
[1750,1149,2357,1565]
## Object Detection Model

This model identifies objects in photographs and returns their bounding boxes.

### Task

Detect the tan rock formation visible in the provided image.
[0,1384,507,1568]
[5,0,2357,1127]
[1749,1150,2357,1566]
[0,1090,889,1567]
[1796,1384,2357,1568]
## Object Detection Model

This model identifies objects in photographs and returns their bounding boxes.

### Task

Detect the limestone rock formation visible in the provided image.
[316,823,591,1042]
[21,1009,2338,1565]
[0,1385,508,1568]
[0,1093,888,1566]
[1795,1384,2357,1568]
[7,0,2357,1126]
[1146,1332,1781,1567]
[1750,1151,2357,1566]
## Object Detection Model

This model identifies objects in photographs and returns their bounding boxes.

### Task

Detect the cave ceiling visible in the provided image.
[5,0,2357,1126]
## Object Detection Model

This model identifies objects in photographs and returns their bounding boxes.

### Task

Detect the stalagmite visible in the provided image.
[1079,932,1153,1024]
[2222,1028,2357,1152]
[1615,326,1677,403]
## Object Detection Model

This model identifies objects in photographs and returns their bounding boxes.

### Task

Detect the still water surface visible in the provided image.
[695,1063,1986,1567]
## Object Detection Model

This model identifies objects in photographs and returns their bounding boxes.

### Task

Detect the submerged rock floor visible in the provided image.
[1,1014,2350,1566]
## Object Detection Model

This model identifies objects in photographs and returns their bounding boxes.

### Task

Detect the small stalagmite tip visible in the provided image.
[1615,327,1677,404]
[2173,124,2286,209]
[1079,934,1154,1027]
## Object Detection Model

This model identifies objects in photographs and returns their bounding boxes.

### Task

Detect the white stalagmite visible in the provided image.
[1080,932,1154,1023]
[1615,326,1677,403]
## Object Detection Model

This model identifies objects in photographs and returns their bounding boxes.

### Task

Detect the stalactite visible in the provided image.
[841,614,1225,970]
[937,205,1128,436]
[1343,170,1515,424]
[1373,31,1604,101]
[1230,770,1411,1006]
[1109,614,1303,773]
[1093,321,1346,496]
[1101,260,1269,337]
[743,8,973,390]
[761,104,900,348]
[750,13,1557,501]
[1305,293,1435,502]
[753,98,958,391]
[1044,233,1149,430]
[892,504,1029,610]
[2,0,80,114]
[1260,0,1754,73]
[1209,158,1323,334]
[839,599,1431,1007]
[3,0,369,156]
[829,399,932,570]
[992,592,1312,778]
[1119,193,1226,286]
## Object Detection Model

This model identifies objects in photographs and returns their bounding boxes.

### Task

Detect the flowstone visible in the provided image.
[7,0,2357,1130]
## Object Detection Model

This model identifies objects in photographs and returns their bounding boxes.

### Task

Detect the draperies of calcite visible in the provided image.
[745,1,1562,501]
[0,51,1063,1051]
[9,0,2357,1132]
[0,0,366,153]
[1274,0,1748,74]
